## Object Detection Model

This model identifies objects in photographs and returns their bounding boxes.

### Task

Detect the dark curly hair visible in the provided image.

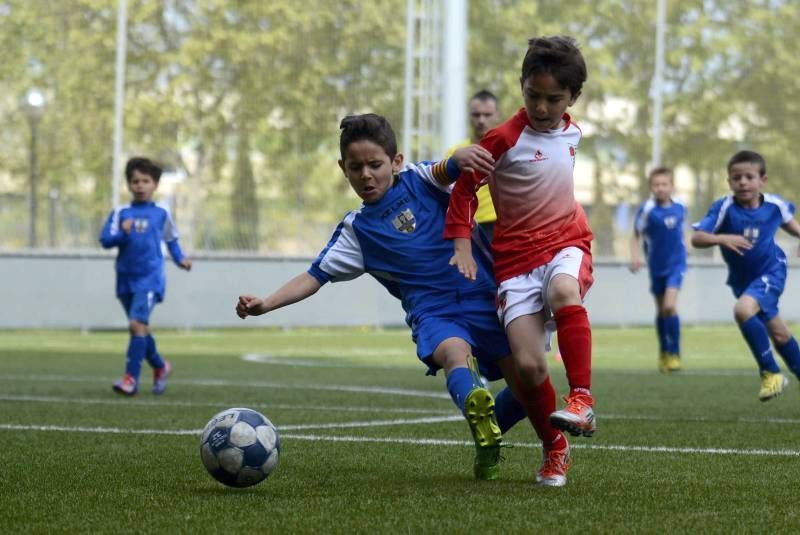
[521,36,587,96]
[339,114,398,161]
[124,157,163,183]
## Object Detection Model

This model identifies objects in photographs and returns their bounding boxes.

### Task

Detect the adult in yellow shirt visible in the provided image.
[446,90,501,240]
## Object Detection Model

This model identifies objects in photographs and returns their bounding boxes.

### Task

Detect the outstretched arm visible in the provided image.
[166,239,192,270]
[781,218,800,238]
[692,230,752,256]
[448,237,477,281]
[446,145,494,184]
[781,218,800,256]
[236,272,322,319]
[629,234,643,273]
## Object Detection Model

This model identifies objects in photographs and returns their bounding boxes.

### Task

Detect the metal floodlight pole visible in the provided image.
[111,0,128,207]
[402,0,416,163]
[20,88,46,248]
[441,0,467,152]
[650,0,666,170]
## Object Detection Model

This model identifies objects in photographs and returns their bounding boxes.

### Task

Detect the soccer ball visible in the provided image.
[200,407,280,488]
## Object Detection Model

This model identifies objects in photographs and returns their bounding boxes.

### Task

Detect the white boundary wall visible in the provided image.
[2,252,799,329]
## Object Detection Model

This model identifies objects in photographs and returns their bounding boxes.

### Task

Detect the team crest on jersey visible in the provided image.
[663,216,678,229]
[530,149,548,163]
[392,208,416,233]
[743,226,760,243]
[133,219,149,233]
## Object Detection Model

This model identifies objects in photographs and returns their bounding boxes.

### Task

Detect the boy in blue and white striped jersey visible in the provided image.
[692,150,800,401]
[630,167,688,373]
[236,114,557,483]
[100,157,192,396]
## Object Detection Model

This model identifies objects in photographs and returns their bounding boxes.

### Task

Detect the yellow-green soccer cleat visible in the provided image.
[758,371,789,402]
[658,353,682,373]
[658,352,669,374]
[464,386,503,480]
[667,353,681,372]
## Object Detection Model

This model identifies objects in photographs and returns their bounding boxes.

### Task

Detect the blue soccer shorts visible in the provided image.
[411,293,511,382]
[650,267,686,296]
[733,267,787,322]
[118,291,158,324]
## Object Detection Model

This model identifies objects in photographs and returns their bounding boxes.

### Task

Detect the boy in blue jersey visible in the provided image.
[630,167,687,373]
[237,114,573,484]
[692,150,800,401]
[100,157,192,396]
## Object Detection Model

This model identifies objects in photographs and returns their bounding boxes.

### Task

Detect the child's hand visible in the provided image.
[236,295,267,318]
[121,219,133,233]
[449,238,478,281]
[718,234,753,256]
[178,259,192,271]
[451,145,495,177]
[628,258,643,273]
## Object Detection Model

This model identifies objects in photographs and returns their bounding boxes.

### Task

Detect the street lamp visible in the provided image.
[20,87,46,248]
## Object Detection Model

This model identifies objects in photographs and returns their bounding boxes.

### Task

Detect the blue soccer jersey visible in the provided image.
[308,161,497,325]
[634,197,687,277]
[99,201,186,301]
[693,193,795,292]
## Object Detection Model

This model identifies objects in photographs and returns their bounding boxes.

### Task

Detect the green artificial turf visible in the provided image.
[1,326,799,533]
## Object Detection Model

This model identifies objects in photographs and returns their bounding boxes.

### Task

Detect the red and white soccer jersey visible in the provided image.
[444,108,594,286]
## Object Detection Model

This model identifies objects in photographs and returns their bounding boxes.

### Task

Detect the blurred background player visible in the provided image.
[630,167,687,373]
[446,90,502,240]
[446,36,595,487]
[236,113,532,482]
[692,150,800,401]
[100,157,192,396]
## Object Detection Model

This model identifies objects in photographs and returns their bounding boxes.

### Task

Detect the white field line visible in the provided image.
[0,394,452,415]
[2,392,800,426]
[241,353,757,376]
[241,354,408,369]
[0,374,450,399]
[1,423,799,458]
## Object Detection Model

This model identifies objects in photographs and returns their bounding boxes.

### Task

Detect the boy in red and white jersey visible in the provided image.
[445,36,594,487]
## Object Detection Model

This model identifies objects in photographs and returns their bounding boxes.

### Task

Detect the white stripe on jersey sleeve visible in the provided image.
[318,212,365,282]
[157,202,180,241]
[400,161,453,193]
[764,193,795,223]
[634,198,655,234]
[712,195,734,233]
[109,204,130,235]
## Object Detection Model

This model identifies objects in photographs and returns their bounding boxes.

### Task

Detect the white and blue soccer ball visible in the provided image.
[200,407,280,488]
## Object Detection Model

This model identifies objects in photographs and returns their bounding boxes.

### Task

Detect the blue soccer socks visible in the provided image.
[657,314,681,355]
[446,367,478,414]
[655,316,667,353]
[739,316,780,373]
[124,335,148,379]
[663,314,681,355]
[494,386,527,433]
[145,334,165,369]
[776,336,800,379]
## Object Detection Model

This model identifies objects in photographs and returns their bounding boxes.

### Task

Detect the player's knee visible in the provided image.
[431,346,469,372]
[661,303,677,316]
[770,329,791,347]
[514,358,549,386]
[548,280,581,311]
[733,300,759,324]
[129,320,148,336]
